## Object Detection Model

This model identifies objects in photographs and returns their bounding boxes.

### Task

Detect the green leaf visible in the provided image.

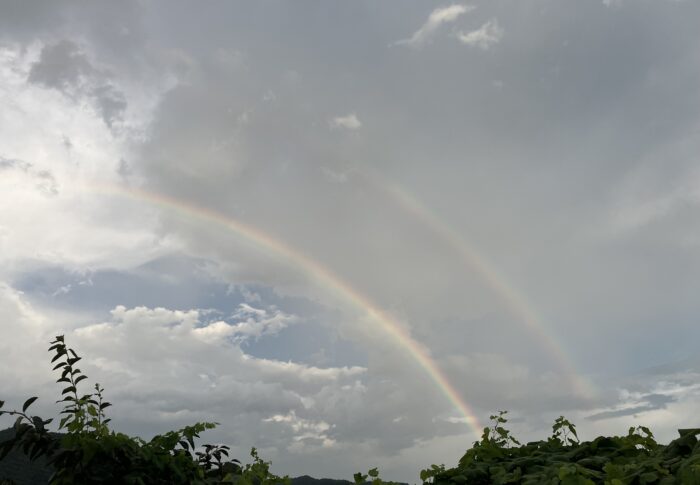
[368,468,379,478]
[353,472,367,484]
[51,350,66,363]
[22,396,38,412]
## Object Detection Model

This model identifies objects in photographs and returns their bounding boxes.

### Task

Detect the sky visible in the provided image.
[1,0,699,481]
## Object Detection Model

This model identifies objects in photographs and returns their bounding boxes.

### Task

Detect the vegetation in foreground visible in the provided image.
[1,336,699,484]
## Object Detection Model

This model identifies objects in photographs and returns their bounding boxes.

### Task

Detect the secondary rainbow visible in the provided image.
[359,172,595,399]
[96,182,484,435]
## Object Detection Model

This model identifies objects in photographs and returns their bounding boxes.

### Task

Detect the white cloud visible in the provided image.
[227,303,297,342]
[63,303,368,442]
[0,284,56,391]
[602,0,624,7]
[0,43,172,278]
[457,19,504,49]
[329,113,362,130]
[395,5,474,47]
[265,411,337,450]
[71,304,366,390]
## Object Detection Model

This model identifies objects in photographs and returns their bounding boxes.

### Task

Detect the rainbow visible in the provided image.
[95,183,484,435]
[356,170,596,399]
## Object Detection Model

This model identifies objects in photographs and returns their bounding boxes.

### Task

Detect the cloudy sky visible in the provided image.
[1,0,699,481]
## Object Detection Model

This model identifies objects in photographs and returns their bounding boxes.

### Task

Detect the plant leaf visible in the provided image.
[22,396,38,412]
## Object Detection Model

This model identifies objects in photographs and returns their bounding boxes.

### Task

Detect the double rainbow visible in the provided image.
[96,174,596,436]
[97,183,484,435]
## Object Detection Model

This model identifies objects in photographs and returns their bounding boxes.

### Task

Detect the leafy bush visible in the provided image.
[0,335,290,485]
[426,411,700,485]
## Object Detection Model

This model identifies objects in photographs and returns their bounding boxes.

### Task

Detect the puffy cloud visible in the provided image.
[329,113,362,130]
[72,304,364,388]
[456,19,503,49]
[226,303,296,342]
[265,412,336,451]
[394,5,474,47]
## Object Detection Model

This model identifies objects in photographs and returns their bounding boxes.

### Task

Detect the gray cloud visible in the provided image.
[28,39,95,91]
[28,39,128,128]
[586,393,676,421]
[0,157,31,171]
[91,83,127,127]
[456,18,503,49]
[394,4,474,47]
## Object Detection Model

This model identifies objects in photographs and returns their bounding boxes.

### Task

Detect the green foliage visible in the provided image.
[354,467,400,485]
[0,335,288,485]
[551,416,580,447]
[236,447,290,485]
[420,464,446,484]
[436,414,700,484]
[49,335,111,436]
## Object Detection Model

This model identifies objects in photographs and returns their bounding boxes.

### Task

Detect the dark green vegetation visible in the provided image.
[1,336,699,484]
[421,412,700,485]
